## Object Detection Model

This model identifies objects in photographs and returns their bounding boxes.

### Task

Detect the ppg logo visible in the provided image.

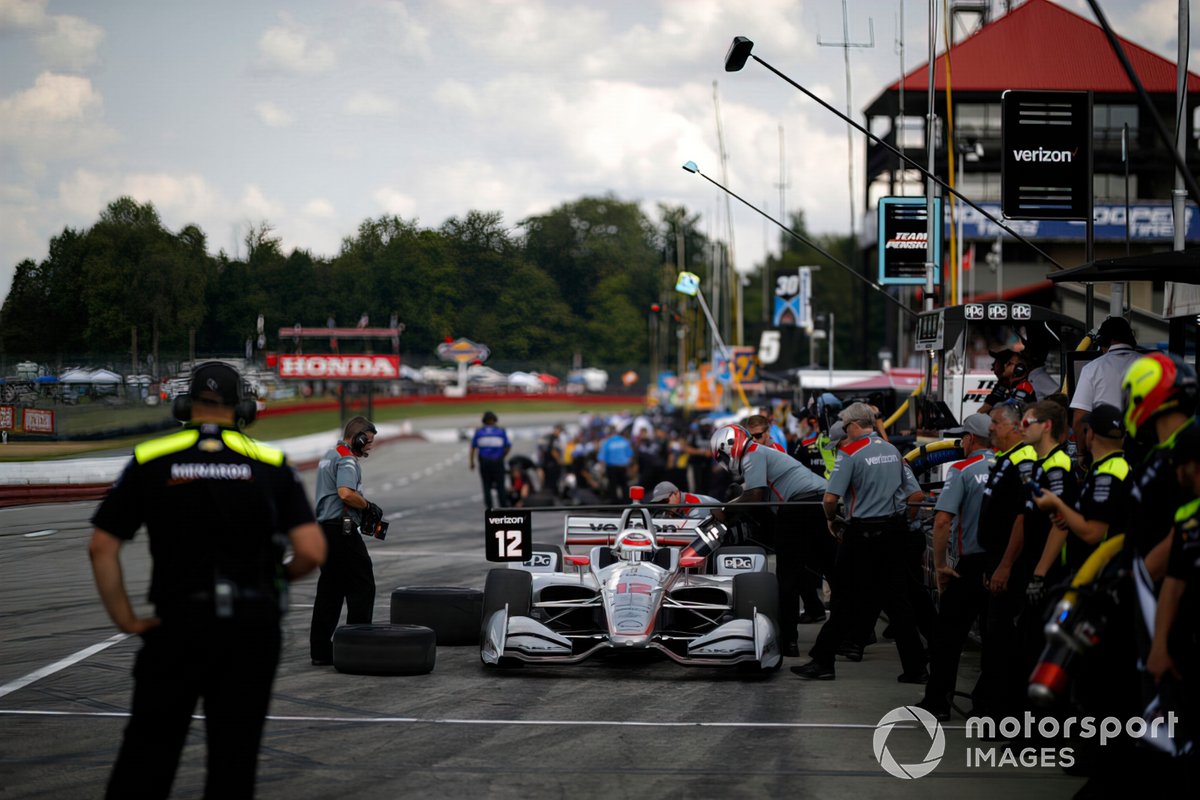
[722,556,754,570]
[526,553,553,568]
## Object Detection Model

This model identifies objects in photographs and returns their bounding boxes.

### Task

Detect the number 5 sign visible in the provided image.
[485,509,532,562]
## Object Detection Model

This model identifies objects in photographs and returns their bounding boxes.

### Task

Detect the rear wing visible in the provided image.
[563,513,705,552]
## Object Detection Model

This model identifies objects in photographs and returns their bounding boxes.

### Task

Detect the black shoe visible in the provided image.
[311,657,333,667]
[897,670,929,684]
[914,699,951,722]
[863,630,877,646]
[790,660,835,680]
[798,611,827,624]
[835,641,864,662]
[781,642,801,657]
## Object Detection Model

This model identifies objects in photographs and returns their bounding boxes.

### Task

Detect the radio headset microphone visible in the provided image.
[721,36,1068,272]
[682,160,915,318]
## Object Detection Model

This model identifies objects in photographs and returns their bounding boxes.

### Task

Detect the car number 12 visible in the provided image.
[493,529,524,558]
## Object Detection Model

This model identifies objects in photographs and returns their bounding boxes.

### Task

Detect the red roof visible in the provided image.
[886,0,1200,95]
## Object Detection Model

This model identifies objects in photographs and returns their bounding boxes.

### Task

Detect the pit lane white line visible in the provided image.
[0,709,958,730]
[0,633,129,700]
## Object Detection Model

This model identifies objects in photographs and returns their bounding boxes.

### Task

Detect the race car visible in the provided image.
[480,502,782,674]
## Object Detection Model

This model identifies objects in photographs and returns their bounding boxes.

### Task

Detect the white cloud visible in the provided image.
[240,184,283,219]
[257,15,336,74]
[344,90,397,116]
[372,186,417,218]
[0,0,47,29]
[57,169,222,221]
[256,101,295,128]
[302,198,335,218]
[36,13,103,71]
[0,73,116,164]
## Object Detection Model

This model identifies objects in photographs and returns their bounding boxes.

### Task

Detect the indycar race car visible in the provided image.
[480,501,782,674]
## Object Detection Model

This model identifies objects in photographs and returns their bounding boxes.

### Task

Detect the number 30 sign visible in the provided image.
[485,509,532,562]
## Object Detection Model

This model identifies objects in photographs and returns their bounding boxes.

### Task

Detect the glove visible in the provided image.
[361,502,383,534]
[1025,575,1046,606]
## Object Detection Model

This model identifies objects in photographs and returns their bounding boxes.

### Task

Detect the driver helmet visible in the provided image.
[616,530,655,561]
[710,424,751,480]
[1121,352,1198,438]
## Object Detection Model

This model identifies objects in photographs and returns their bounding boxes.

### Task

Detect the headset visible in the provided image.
[1011,359,1028,380]
[172,361,258,428]
[348,418,378,457]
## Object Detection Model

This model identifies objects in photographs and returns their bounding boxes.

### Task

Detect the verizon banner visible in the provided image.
[277,354,401,380]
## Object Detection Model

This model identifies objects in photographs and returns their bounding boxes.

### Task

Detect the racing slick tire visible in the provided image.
[732,572,782,675]
[733,571,779,623]
[332,624,436,676]
[390,586,485,646]
[480,568,532,651]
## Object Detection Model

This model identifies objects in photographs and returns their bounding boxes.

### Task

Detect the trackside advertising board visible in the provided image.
[277,354,401,380]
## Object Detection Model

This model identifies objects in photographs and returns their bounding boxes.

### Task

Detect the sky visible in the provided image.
[0,0,1194,304]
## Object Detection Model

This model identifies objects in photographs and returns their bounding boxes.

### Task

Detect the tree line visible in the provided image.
[0,195,878,375]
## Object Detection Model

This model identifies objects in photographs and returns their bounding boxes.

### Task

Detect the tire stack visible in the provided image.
[329,587,484,676]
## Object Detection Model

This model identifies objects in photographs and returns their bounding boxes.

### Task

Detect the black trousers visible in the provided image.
[981,573,1028,719]
[310,521,376,661]
[809,522,927,676]
[923,552,990,712]
[107,619,281,799]
[774,501,830,645]
[478,458,506,508]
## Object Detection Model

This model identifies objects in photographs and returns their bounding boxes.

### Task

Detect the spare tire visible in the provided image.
[332,623,436,676]
[390,586,484,646]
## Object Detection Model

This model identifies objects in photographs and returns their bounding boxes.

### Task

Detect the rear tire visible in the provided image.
[332,624,436,676]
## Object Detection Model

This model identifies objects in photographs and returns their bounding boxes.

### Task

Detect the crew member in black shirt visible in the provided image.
[89,362,324,799]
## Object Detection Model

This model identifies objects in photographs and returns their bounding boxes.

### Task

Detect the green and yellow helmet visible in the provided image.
[1121,353,1198,437]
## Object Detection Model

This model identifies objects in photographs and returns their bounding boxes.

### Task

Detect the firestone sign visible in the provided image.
[277,354,400,380]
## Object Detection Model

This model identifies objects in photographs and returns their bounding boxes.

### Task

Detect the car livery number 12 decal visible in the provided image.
[484,509,532,562]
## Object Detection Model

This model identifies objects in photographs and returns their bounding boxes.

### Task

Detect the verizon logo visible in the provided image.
[864,454,899,466]
[278,354,400,379]
[1012,147,1076,163]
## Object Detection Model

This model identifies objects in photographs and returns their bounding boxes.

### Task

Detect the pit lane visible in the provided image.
[0,415,1083,798]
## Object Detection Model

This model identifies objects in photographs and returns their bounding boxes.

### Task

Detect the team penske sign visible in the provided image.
[277,354,401,380]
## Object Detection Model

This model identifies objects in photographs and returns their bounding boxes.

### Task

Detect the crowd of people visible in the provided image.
[86,325,1198,796]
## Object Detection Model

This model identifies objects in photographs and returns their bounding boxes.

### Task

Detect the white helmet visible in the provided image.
[614,529,655,562]
[710,424,751,480]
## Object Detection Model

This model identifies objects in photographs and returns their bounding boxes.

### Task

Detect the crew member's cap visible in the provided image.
[1082,403,1124,439]
[190,362,242,406]
[946,413,992,439]
[988,347,1020,361]
[482,411,497,424]
[650,481,679,503]
[827,421,847,447]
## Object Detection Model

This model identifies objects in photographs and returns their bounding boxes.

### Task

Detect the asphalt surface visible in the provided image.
[0,411,1086,798]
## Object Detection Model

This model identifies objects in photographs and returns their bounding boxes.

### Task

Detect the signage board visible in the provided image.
[277,354,401,380]
[878,197,943,286]
[1001,90,1092,220]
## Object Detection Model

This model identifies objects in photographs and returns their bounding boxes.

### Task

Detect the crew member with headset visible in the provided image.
[309,416,385,667]
[792,402,928,682]
[470,411,511,508]
[978,348,1035,415]
[710,424,828,657]
[89,362,325,798]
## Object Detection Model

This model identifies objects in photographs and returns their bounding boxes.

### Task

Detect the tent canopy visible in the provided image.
[1048,248,1200,284]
